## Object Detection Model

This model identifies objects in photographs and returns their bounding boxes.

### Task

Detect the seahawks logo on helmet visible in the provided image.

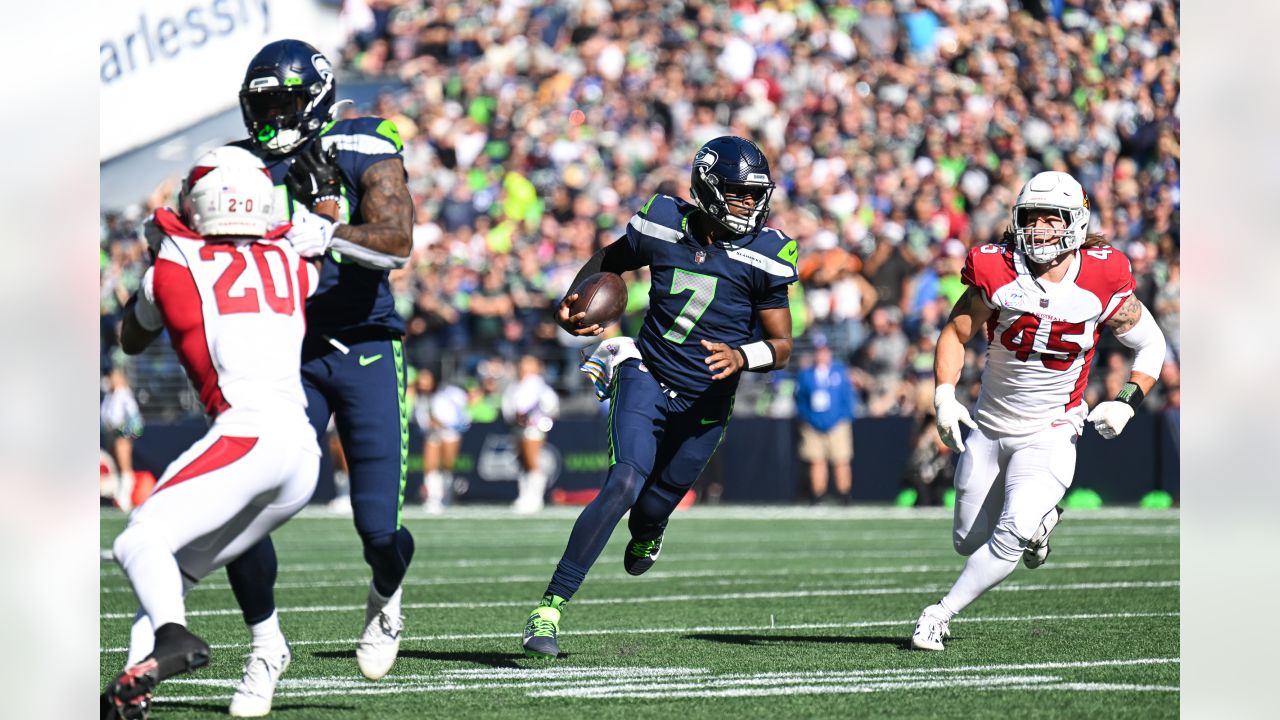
[311,53,333,84]
[693,147,718,170]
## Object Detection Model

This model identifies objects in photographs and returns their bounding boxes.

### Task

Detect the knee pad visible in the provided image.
[603,463,647,508]
[361,527,414,563]
[988,520,1030,562]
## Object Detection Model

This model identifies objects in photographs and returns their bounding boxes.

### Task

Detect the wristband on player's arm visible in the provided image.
[1115,382,1145,410]
[737,340,776,371]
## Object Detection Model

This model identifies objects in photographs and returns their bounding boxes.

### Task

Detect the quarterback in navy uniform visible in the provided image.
[522,136,798,659]
[181,39,414,715]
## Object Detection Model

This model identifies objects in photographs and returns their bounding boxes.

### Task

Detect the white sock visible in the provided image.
[939,542,1020,617]
[116,471,135,511]
[248,610,286,652]
[369,582,402,615]
[125,608,154,667]
[526,471,547,500]
[425,471,444,504]
[115,525,186,631]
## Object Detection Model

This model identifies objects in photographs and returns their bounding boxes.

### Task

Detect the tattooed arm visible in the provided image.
[330,158,413,269]
[1104,294,1165,393]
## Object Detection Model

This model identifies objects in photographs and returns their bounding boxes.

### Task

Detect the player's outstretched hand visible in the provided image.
[285,140,342,209]
[701,340,744,380]
[557,293,604,337]
[1086,401,1134,440]
[933,384,977,453]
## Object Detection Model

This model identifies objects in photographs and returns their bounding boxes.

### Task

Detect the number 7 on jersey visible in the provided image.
[662,269,718,344]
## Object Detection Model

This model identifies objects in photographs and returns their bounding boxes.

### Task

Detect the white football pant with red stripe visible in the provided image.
[116,423,318,663]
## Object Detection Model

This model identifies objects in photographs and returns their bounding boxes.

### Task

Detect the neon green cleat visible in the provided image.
[522,595,565,659]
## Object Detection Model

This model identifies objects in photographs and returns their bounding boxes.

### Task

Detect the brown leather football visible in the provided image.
[568,272,628,329]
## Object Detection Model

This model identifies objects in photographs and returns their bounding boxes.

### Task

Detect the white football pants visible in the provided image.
[116,424,318,663]
[952,421,1078,561]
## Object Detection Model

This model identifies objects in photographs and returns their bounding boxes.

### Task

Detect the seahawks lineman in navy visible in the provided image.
[522,136,798,659]
[117,39,417,716]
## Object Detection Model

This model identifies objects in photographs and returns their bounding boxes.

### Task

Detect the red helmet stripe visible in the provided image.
[187,165,216,186]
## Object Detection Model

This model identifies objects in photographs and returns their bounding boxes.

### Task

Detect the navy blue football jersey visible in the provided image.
[235,116,406,337]
[621,194,798,397]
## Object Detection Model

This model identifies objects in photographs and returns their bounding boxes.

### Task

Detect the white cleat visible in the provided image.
[356,587,403,680]
[1023,506,1064,569]
[910,604,951,651]
[229,642,291,717]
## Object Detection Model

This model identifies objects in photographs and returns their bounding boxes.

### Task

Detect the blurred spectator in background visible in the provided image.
[903,411,954,507]
[503,355,560,513]
[855,305,910,415]
[100,368,144,511]
[414,367,471,514]
[794,335,858,505]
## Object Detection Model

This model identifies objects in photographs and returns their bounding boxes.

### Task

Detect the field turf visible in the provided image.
[100,505,1179,718]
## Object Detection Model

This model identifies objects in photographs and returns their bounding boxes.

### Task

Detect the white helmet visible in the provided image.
[179,146,278,237]
[1011,171,1090,264]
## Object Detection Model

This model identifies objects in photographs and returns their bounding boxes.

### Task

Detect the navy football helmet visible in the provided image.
[689,136,775,235]
[239,39,336,156]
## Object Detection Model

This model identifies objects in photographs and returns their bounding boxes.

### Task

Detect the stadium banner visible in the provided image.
[100,0,342,161]
[125,415,1179,506]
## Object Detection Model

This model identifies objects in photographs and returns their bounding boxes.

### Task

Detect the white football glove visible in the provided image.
[1086,401,1134,440]
[934,384,978,453]
[285,206,338,258]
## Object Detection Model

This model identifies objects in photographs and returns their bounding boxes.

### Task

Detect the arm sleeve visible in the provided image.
[1113,301,1168,378]
[330,237,409,270]
[133,266,164,331]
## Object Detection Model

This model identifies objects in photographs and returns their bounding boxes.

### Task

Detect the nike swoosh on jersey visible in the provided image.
[358,354,383,366]
[700,417,720,425]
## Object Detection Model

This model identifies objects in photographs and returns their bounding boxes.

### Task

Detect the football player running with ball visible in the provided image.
[103,148,320,718]
[521,136,798,659]
[910,171,1168,651]
[126,38,417,715]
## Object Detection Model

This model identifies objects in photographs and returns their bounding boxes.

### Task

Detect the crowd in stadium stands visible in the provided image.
[101,0,1180,429]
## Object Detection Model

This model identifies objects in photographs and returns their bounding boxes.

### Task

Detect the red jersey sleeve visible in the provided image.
[961,244,1017,308]
[1074,245,1136,321]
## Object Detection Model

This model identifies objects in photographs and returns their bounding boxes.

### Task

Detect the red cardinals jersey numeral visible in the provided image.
[198,244,296,316]
[999,313,1083,369]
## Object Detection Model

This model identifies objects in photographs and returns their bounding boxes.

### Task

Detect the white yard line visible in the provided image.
[151,657,1179,703]
[98,558,1180,594]
[101,610,1178,654]
[100,580,1177,620]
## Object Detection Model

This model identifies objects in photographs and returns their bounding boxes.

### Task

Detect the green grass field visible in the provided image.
[100,505,1179,718]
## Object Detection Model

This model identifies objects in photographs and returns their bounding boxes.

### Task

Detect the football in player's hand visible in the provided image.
[569,272,627,329]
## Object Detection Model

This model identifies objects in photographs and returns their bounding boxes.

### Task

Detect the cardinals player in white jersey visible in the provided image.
[102,146,322,718]
[910,171,1168,651]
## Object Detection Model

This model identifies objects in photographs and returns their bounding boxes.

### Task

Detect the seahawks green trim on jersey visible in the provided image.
[622,194,797,398]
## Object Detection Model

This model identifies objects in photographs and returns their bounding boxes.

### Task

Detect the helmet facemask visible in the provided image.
[1013,203,1087,264]
[692,165,774,236]
[240,77,333,156]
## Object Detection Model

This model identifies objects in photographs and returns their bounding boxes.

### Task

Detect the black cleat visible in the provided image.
[102,624,210,719]
[623,534,663,576]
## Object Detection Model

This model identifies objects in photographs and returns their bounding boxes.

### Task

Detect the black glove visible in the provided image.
[285,140,343,208]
